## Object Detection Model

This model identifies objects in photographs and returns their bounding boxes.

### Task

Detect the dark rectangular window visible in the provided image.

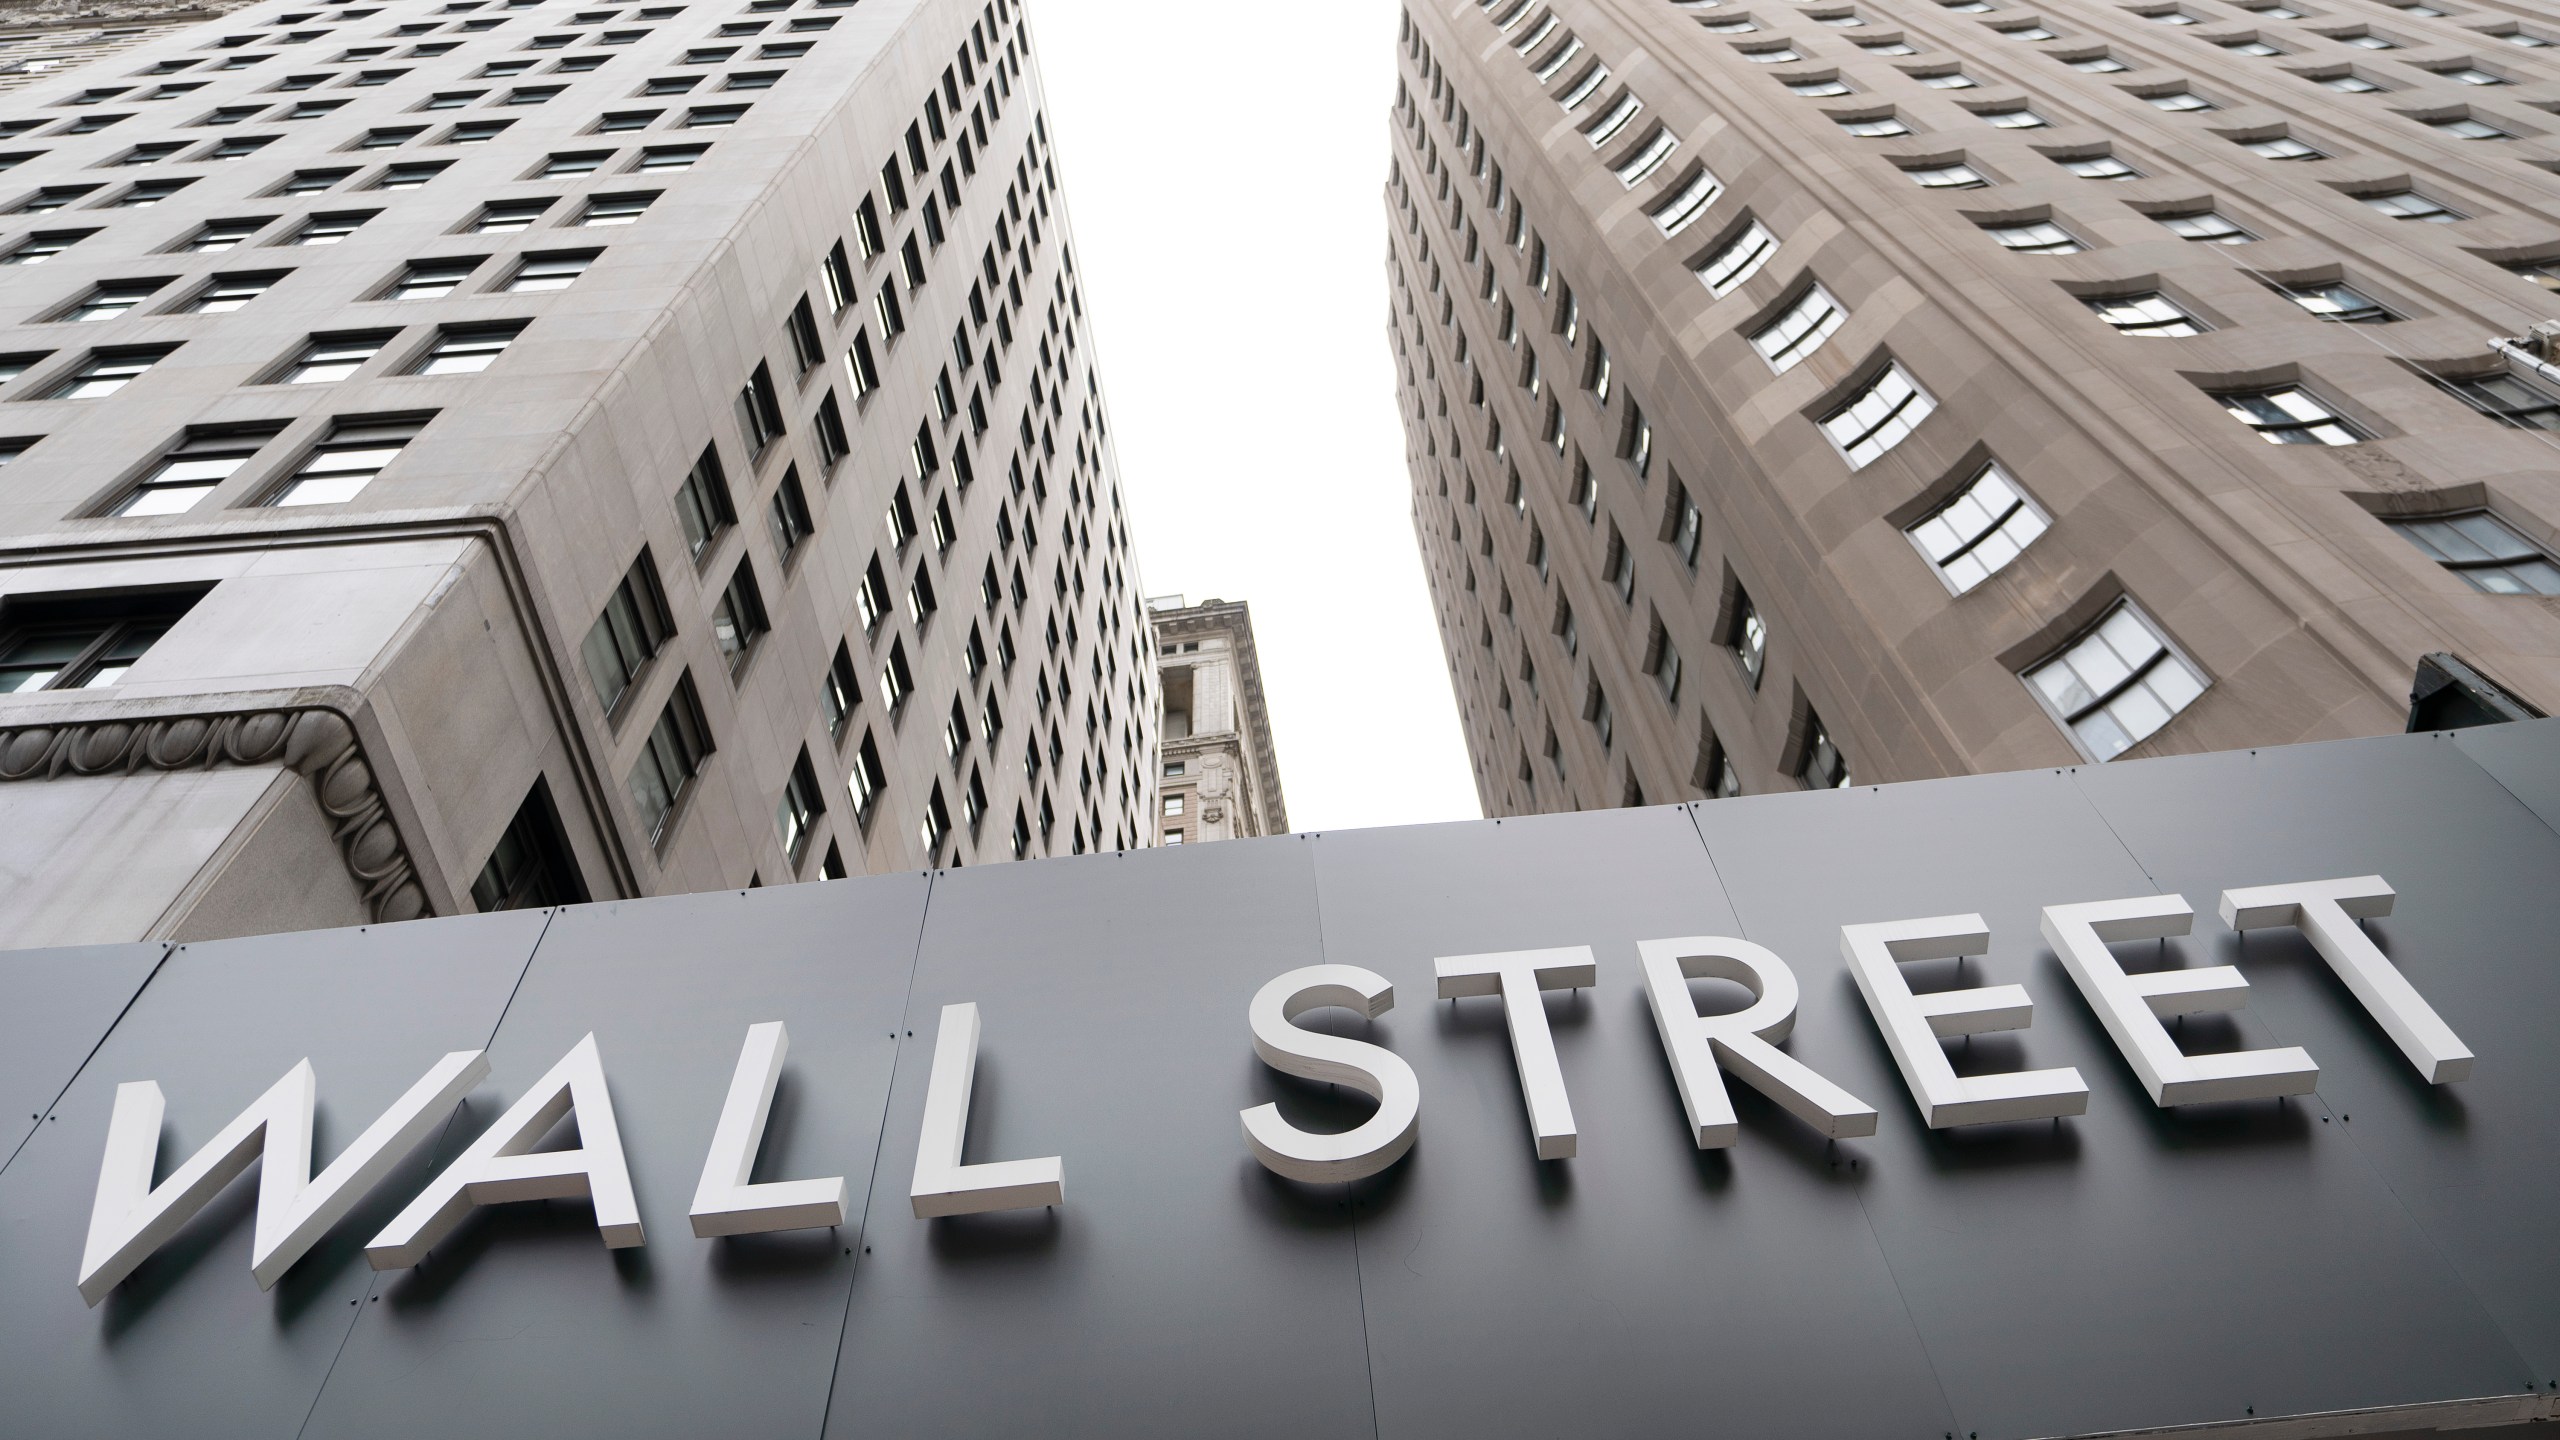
[469,777,589,911]
[673,445,735,559]
[110,424,282,516]
[821,641,860,736]
[735,361,785,454]
[626,670,712,843]
[849,730,886,817]
[767,465,815,561]
[814,391,849,469]
[776,747,824,862]
[786,296,823,374]
[822,240,854,311]
[848,329,881,394]
[710,559,769,672]
[579,548,673,715]
[0,585,207,693]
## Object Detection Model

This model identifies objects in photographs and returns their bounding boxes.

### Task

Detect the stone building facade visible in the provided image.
[1148,595,1285,844]
[0,2,259,99]
[0,0,1158,948]
[1390,0,2560,816]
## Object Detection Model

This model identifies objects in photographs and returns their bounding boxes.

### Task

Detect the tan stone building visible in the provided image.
[0,0,1159,947]
[1148,594,1286,844]
[1391,0,2560,816]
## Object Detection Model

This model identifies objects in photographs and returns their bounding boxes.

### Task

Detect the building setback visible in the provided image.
[1147,594,1286,844]
[0,0,1159,948]
[1389,0,2560,816]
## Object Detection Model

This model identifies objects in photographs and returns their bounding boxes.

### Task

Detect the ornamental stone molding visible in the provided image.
[0,708,429,924]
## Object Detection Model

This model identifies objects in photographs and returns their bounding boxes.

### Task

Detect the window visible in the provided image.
[109,426,282,516]
[1905,161,1987,189]
[503,85,565,106]
[2243,135,2325,160]
[1977,106,2048,128]
[1787,77,1855,98]
[1650,165,1722,235]
[1917,71,1978,89]
[1838,114,1910,137]
[786,296,822,373]
[736,361,785,453]
[847,329,881,393]
[2024,603,2207,760]
[504,249,594,292]
[627,672,712,842]
[2086,292,2203,337]
[278,168,351,193]
[46,346,175,399]
[2434,65,2506,84]
[2431,372,2560,429]
[2145,89,2215,111]
[1907,461,2048,592]
[2214,386,2366,445]
[1749,284,1846,372]
[767,466,815,559]
[1583,92,1642,146]
[725,70,780,91]
[2427,116,2511,140]
[278,330,392,383]
[189,270,285,312]
[444,120,513,143]
[2068,52,2130,72]
[368,254,478,302]
[577,190,655,226]
[814,392,849,468]
[579,548,672,713]
[1983,219,2083,253]
[1797,712,1852,788]
[1695,218,1777,295]
[776,749,824,862]
[2387,512,2560,594]
[57,280,165,323]
[2318,71,2382,91]
[2277,280,2392,322]
[13,187,97,214]
[2221,38,2283,56]
[3,230,93,266]
[111,179,193,207]
[468,780,588,912]
[821,642,861,736]
[370,161,449,190]
[289,211,373,245]
[684,104,748,127]
[920,783,952,854]
[848,731,886,817]
[673,446,735,558]
[2503,258,2560,292]
[880,640,914,709]
[179,218,267,254]
[637,143,707,170]
[2359,188,2462,223]
[710,559,769,672]
[1729,590,1767,685]
[540,150,610,176]
[358,127,421,148]
[596,110,660,131]
[2060,152,2140,180]
[1819,362,1935,467]
[267,413,429,504]
[2157,209,2253,243]
[1613,125,1679,187]
[409,322,525,375]
[0,588,203,693]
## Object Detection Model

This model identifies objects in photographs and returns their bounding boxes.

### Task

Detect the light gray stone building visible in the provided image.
[0,2,258,98]
[0,0,1159,948]
[1392,0,2560,816]
[1147,594,1285,844]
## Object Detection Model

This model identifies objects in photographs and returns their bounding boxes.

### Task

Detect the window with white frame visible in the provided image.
[2386,512,2560,594]
[1650,165,1722,235]
[2360,188,2462,222]
[1614,125,1678,186]
[1983,218,2083,253]
[1749,284,1846,372]
[1904,160,1987,189]
[1695,219,1777,295]
[1906,461,2047,591]
[1819,362,1935,467]
[2024,602,2207,760]
[2085,292,2203,336]
[2213,386,2365,445]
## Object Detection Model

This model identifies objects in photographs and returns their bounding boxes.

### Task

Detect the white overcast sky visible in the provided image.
[1023,0,1483,833]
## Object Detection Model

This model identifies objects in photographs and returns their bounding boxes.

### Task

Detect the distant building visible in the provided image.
[1148,596,1285,844]
[0,1,251,97]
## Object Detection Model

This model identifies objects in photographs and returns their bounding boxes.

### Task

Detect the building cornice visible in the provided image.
[0,704,429,924]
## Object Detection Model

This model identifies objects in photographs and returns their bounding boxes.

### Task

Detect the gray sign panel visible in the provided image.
[2,725,2556,1440]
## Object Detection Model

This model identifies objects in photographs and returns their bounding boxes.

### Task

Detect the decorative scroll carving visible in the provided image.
[0,709,429,924]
